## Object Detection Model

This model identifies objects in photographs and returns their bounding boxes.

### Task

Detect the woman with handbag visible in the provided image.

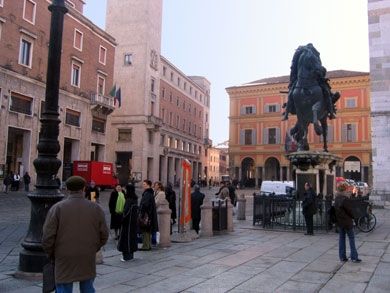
[118,183,139,261]
[139,180,158,250]
[109,184,125,240]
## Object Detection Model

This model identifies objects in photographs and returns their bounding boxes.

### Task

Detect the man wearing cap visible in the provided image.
[42,176,109,292]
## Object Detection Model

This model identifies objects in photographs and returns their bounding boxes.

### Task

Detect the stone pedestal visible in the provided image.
[157,199,171,248]
[286,151,341,199]
[200,196,213,237]
[227,201,234,232]
[236,193,246,220]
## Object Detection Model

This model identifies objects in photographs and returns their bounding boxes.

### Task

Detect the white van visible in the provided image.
[260,181,294,196]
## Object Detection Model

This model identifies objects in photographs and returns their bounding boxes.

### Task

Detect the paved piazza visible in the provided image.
[1,188,390,292]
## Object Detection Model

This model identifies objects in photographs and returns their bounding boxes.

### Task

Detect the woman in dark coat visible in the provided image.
[108,184,124,239]
[302,182,317,236]
[139,180,158,250]
[118,184,139,261]
[165,182,177,225]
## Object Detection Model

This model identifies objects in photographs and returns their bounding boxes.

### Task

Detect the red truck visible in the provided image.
[72,161,118,190]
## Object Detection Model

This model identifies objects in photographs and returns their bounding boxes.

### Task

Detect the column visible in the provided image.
[262,166,266,181]
[238,167,242,181]
[160,156,167,185]
[255,167,259,188]
[168,156,174,185]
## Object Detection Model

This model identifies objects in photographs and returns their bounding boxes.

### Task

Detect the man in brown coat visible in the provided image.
[42,176,109,292]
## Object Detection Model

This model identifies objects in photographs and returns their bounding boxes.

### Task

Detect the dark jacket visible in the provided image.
[334,192,354,229]
[191,190,205,220]
[23,173,31,184]
[140,188,158,232]
[108,190,122,230]
[118,198,138,254]
[42,193,108,284]
[302,188,317,215]
[165,186,177,221]
[85,186,100,201]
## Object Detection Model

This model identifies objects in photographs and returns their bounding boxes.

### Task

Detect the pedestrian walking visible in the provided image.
[215,181,229,200]
[3,173,12,194]
[165,182,177,229]
[191,184,205,234]
[334,183,362,263]
[85,181,100,202]
[42,176,109,292]
[302,182,317,235]
[139,180,158,251]
[109,184,125,240]
[13,173,21,191]
[23,172,31,192]
[118,183,139,261]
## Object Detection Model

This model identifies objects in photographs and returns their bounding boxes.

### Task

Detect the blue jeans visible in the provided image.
[339,227,358,260]
[56,278,95,293]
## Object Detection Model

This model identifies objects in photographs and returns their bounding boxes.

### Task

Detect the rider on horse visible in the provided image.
[282,44,337,121]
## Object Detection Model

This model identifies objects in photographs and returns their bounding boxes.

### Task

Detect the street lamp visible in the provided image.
[18,0,68,274]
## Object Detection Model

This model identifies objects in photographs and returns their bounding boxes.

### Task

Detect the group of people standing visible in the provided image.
[108,180,177,261]
[2,171,30,193]
[302,182,361,263]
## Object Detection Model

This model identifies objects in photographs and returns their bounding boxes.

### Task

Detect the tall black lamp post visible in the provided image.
[18,0,68,274]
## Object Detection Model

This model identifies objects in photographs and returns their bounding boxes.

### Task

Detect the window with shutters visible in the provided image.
[345,123,357,142]
[23,0,36,24]
[92,118,105,133]
[19,38,33,67]
[97,75,105,95]
[65,109,80,127]
[10,92,33,115]
[244,129,253,145]
[268,128,277,144]
[320,125,334,142]
[99,46,107,65]
[118,129,132,141]
[73,29,83,51]
[160,134,165,146]
[71,62,81,87]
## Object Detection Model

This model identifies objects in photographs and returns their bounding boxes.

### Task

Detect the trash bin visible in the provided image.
[212,199,228,231]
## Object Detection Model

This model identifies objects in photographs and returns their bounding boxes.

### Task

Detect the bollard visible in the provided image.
[227,199,234,232]
[200,196,213,237]
[236,193,246,220]
[157,198,171,248]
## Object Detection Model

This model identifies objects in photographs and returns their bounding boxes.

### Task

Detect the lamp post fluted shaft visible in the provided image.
[18,0,68,274]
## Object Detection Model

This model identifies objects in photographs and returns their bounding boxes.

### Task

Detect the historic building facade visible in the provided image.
[227,71,371,188]
[0,0,116,185]
[106,0,211,185]
[368,0,390,202]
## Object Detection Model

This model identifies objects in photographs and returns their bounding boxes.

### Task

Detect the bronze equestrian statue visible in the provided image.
[282,43,340,152]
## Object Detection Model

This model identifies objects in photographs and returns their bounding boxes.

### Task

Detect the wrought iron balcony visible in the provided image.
[90,93,115,115]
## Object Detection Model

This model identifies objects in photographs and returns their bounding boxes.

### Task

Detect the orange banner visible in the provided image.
[179,159,192,232]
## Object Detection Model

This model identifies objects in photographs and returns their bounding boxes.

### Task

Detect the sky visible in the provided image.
[84,0,370,145]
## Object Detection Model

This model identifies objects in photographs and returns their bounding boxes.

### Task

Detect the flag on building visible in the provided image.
[109,85,122,108]
[115,87,122,107]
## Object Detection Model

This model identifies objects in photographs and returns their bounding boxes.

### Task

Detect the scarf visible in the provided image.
[115,192,125,214]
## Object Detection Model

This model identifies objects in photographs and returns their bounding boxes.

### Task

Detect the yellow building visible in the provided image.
[227,70,371,188]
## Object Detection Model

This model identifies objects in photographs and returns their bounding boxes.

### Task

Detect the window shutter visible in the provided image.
[328,125,333,142]
[240,106,245,115]
[342,125,347,142]
[351,124,357,142]
[252,129,257,145]
[263,128,268,144]
[276,128,281,144]
[275,104,281,112]
[253,106,257,114]
[264,104,269,113]
[240,130,244,145]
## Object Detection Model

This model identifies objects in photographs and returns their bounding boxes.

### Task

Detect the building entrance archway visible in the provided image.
[241,157,255,187]
[264,157,280,181]
[344,156,361,182]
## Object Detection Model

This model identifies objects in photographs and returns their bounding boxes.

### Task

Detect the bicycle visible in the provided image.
[356,201,376,232]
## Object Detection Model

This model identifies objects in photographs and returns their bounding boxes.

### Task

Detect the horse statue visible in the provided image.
[282,44,340,152]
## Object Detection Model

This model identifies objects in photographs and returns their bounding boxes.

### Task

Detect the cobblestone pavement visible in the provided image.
[1,187,390,292]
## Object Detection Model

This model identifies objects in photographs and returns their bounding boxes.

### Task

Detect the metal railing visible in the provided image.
[90,93,115,108]
[253,193,370,232]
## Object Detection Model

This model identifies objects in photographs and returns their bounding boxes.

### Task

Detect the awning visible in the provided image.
[344,161,361,172]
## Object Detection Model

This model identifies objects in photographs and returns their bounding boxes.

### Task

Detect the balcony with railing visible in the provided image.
[90,93,115,115]
[204,137,213,147]
[146,115,163,130]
